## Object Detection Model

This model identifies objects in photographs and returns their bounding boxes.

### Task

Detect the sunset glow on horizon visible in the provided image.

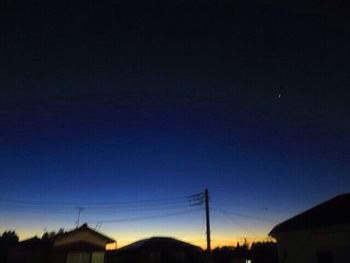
[1,1,349,260]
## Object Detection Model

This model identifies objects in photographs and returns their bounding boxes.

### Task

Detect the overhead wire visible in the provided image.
[0,201,189,211]
[208,201,277,240]
[0,193,203,216]
[212,209,259,238]
[0,195,189,207]
[90,208,203,224]
[209,199,278,223]
[0,203,195,215]
[212,207,277,223]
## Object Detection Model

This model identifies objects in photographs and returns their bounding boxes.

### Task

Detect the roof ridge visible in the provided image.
[270,193,350,236]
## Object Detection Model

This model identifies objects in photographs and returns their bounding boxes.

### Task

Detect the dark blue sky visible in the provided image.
[1,0,350,246]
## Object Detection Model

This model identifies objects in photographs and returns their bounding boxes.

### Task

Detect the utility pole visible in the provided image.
[205,188,211,262]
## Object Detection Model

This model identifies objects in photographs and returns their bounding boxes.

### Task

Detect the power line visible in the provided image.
[212,210,259,237]
[212,208,277,223]
[0,193,203,218]
[0,195,193,207]
[0,200,189,210]
[0,194,280,224]
[211,200,290,214]
[91,208,202,224]
[0,203,194,215]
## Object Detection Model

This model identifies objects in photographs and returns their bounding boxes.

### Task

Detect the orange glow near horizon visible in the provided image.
[104,232,272,249]
[2,222,273,250]
[14,231,271,249]
[106,242,117,250]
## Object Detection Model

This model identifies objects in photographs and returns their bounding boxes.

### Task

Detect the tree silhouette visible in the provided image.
[0,231,18,244]
[0,230,19,262]
[41,228,66,241]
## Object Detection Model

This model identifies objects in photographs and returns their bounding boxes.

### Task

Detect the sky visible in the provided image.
[0,0,350,248]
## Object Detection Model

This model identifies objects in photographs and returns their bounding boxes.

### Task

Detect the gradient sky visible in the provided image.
[1,0,350,248]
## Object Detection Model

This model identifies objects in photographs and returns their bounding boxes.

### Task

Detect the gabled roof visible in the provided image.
[270,193,350,236]
[18,236,45,247]
[119,237,202,251]
[54,224,115,244]
[20,236,41,243]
